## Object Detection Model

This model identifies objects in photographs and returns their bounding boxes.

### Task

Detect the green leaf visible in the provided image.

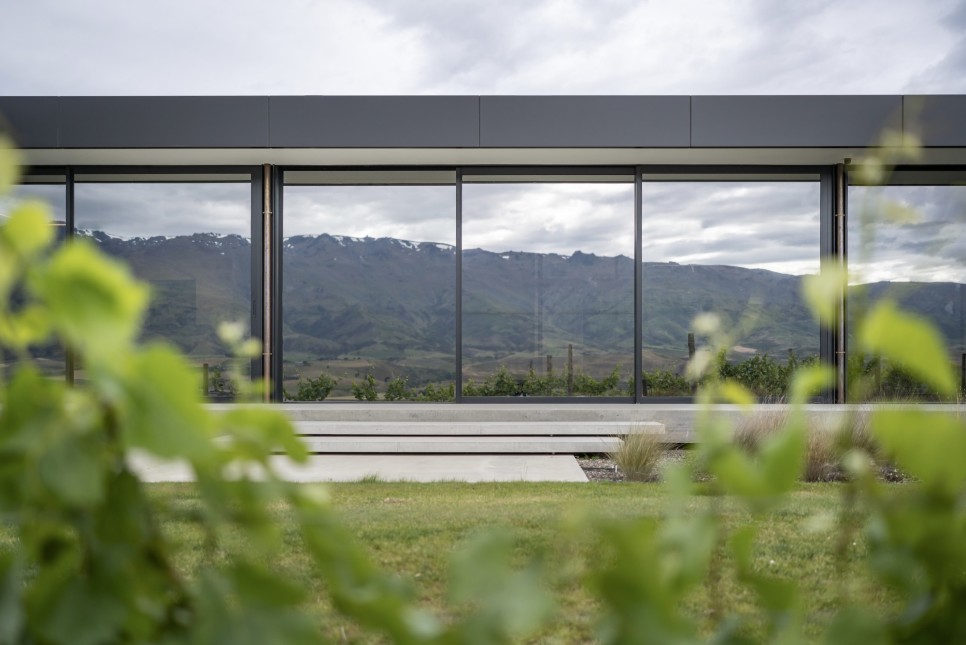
[1,200,54,259]
[0,554,25,643]
[0,136,21,194]
[859,299,956,397]
[38,432,106,506]
[38,578,127,645]
[720,380,755,408]
[230,561,306,607]
[731,526,801,636]
[449,530,554,640]
[802,263,846,327]
[823,606,887,645]
[658,515,715,594]
[760,421,805,495]
[34,240,149,361]
[788,365,834,405]
[872,409,966,493]
[0,304,51,349]
[219,408,308,464]
[121,345,215,463]
[589,519,698,645]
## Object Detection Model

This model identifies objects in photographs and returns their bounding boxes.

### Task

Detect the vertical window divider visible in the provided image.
[634,167,643,403]
[250,166,264,385]
[272,166,284,402]
[455,169,463,403]
[65,166,75,386]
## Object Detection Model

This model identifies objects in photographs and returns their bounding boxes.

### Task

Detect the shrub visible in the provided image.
[384,376,411,401]
[610,430,665,482]
[641,369,691,396]
[573,366,622,395]
[466,365,624,397]
[287,372,338,401]
[414,382,455,401]
[351,371,378,400]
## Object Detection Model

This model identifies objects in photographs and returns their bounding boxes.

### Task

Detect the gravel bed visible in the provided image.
[578,450,908,483]
[578,450,687,482]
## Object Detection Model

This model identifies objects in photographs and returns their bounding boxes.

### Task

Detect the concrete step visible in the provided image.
[292,420,665,436]
[225,403,675,424]
[298,435,623,454]
[130,453,589,483]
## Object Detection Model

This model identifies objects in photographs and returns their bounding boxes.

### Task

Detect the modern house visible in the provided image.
[1,95,964,420]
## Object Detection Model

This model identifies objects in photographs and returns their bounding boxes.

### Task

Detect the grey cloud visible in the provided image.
[74,182,251,239]
[850,185,966,281]
[6,184,66,222]
[908,1,966,92]
[363,0,641,92]
[283,185,456,244]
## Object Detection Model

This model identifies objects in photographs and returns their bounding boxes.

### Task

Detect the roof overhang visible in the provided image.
[3,95,965,168]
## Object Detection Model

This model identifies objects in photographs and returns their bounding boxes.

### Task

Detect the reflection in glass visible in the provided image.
[462,181,635,397]
[282,183,455,401]
[848,184,966,400]
[0,182,67,380]
[74,182,251,394]
[642,181,820,397]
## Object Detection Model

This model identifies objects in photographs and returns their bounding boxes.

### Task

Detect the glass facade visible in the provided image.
[848,178,966,400]
[461,177,635,397]
[4,161,962,404]
[281,172,456,401]
[74,179,252,394]
[641,179,820,398]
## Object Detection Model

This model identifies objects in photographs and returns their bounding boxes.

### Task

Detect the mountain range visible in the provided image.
[82,231,966,383]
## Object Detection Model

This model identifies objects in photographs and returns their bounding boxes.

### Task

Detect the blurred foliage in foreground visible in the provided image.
[1,135,965,643]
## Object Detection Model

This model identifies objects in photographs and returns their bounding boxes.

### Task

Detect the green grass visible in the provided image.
[148,482,896,643]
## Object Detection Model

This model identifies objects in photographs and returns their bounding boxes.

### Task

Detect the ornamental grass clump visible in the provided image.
[610,430,664,482]
[803,428,841,482]
[733,408,787,456]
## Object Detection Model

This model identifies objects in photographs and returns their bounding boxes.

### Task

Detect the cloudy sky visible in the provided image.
[2,0,964,95]
[1,0,965,282]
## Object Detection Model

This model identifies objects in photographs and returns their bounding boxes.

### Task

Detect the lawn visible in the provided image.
[150,481,897,643]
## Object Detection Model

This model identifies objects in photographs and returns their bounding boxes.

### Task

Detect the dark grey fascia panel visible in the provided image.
[692,96,902,147]
[0,97,60,148]
[906,96,966,146]
[479,96,689,147]
[269,96,479,147]
[59,97,270,148]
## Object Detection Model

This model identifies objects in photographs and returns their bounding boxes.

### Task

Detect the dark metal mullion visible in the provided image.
[65,166,75,385]
[455,170,463,402]
[272,167,284,402]
[838,164,848,404]
[819,167,835,402]
[249,167,263,383]
[634,167,643,402]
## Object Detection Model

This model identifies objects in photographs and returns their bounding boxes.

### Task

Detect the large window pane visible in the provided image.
[0,179,66,380]
[848,181,966,400]
[642,179,820,398]
[461,178,635,397]
[74,180,251,394]
[282,175,455,401]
